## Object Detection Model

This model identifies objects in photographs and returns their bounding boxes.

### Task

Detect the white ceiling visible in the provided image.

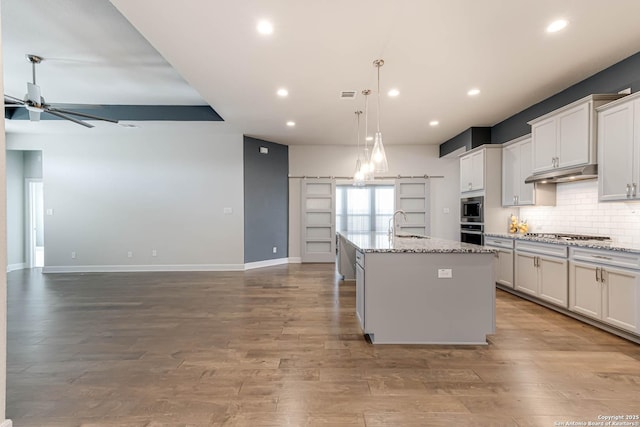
[4,0,640,146]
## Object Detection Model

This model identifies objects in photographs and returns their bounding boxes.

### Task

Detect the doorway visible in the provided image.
[26,179,44,268]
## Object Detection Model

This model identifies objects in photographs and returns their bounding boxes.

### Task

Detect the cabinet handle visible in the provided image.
[593,255,612,260]
[595,267,601,283]
[601,268,606,284]
[468,182,472,190]
[627,184,631,198]
[633,183,637,197]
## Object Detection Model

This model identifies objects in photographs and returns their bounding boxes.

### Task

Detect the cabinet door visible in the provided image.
[515,252,538,296]
[532,117,557,173]
[502,143,519,206]
[601,266,640,333]
[569,262,602,320]
[598,101,634,201]
[496,249,514,288]
[538,256,568,307]
[557,102,591,169]
[517,139,535,205]
[355,261,365,330]
[460,155,473,192]
[470,150,485,191]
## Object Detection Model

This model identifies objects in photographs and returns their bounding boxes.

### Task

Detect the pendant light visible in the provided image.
[353,110,365,186]
[372,59,389,173]
[361,89,374,180]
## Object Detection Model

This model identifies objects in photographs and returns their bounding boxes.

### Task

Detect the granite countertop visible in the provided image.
[339,232,496,254]
[485,232,640,254]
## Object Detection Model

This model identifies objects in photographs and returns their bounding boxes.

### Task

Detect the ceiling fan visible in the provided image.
[4,54,119,128]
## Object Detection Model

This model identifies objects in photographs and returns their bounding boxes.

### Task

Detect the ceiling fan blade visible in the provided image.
[27,82,42,105]
[28,110,41,122]
[44,109,94,128]
[46,106,119,124]
[4,94,26,105]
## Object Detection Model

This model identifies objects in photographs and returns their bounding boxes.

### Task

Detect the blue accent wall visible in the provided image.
[243,136,289,263]
[440,50,640,155]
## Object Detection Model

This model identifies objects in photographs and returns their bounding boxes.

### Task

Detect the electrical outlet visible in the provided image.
[437,268,452,278]
[272,246,277,253]
[127,251,133,258]
[71,251,76,259]
[152,249,157,257]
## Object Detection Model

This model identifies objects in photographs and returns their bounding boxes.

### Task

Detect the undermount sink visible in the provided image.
[395,232,430,239]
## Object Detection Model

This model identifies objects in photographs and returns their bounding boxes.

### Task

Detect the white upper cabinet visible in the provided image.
[460,149,484,193]
[597,92,640,201]
[529,94,624,175]
[502,135,555,207]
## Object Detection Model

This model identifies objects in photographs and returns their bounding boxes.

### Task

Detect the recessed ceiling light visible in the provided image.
[366,136,373,141]
[467,88,480,96]
[547,19,568,33]
[388,89,400,97]
[277,88,288,97]
[429,120,439,126]
[286,121,295,127]
[257,20,273,35]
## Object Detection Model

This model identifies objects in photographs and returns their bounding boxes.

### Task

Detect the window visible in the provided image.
[336,185,394,233]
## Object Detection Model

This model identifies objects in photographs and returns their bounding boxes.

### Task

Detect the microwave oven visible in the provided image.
[460,196,484,223]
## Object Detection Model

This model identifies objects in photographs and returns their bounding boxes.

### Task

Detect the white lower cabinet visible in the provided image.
[485,237,514,288]
[514,241,568,308]
[355,250,365,331]
[569,259,640,334]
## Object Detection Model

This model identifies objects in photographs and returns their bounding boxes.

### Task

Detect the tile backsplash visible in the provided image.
[518,180,640,248]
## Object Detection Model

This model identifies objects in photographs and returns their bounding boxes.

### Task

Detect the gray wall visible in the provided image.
[7,123,245,271]
[243,136,289,263]
[6,150,25,268]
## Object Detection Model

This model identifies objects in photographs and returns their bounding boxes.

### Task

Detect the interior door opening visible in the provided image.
[27,179,45,268]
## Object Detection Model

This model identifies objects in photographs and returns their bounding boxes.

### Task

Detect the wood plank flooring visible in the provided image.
[6,264,640,426]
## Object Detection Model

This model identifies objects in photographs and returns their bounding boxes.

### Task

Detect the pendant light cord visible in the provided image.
[376,62,381,133]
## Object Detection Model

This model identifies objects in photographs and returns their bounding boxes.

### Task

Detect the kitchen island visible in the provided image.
[338,232,497,345]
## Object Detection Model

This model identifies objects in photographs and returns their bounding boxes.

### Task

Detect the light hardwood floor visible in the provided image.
[6,264,640,426]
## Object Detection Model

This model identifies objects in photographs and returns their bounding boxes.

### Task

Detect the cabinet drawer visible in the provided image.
[571,248,640,270]
[355,250,365,268]
[516,241,568,258]
[485,237,515,250]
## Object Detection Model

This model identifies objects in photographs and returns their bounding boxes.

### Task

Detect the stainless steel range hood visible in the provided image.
[524,164,598,184]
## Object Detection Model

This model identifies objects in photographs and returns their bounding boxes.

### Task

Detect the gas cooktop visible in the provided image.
[524,233,611,242]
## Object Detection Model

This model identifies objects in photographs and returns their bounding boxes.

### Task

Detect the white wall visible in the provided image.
[7,122,245,271]
[288,144,460,259]
[6,150,25,270]
[519,180,640,248]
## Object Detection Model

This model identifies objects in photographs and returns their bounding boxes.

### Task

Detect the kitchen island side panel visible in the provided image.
[364,252,496,344]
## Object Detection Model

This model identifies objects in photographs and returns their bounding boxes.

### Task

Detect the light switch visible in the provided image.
[438,268,452,278]
[223,207,233,214]
[46,208,54,216]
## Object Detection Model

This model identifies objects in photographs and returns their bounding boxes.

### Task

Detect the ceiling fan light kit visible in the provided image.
[3,53,120,128]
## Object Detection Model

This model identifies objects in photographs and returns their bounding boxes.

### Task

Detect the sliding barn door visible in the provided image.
[301,179,336,263]
[394,178,430,236]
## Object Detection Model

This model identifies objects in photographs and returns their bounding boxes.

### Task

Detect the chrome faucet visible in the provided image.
[388,210,408,239]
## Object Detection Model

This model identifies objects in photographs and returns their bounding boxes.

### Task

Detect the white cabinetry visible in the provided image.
[569,248,640,334]
[502,135,556,207]
[460,149,484,192]
[514,241,568,307]
[355,250,366,331]
[529,94,624,175]
[485,237,514,288]
[597,92,640,201]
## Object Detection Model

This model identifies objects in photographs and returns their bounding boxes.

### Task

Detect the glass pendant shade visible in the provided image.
[371,131,389,173]
[353,158,365,186]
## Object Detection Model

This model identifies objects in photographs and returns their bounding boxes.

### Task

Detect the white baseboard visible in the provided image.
[42,264,245,273]
[288,257,302,264]
[1,419,13,427]
[7,263,26,272]
[244,258,289,270]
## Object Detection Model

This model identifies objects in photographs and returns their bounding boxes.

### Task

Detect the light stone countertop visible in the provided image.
[484,232,640,255]
[338,232,496,254]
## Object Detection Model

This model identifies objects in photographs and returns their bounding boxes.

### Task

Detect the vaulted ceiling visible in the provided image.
[4,0,640,145]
